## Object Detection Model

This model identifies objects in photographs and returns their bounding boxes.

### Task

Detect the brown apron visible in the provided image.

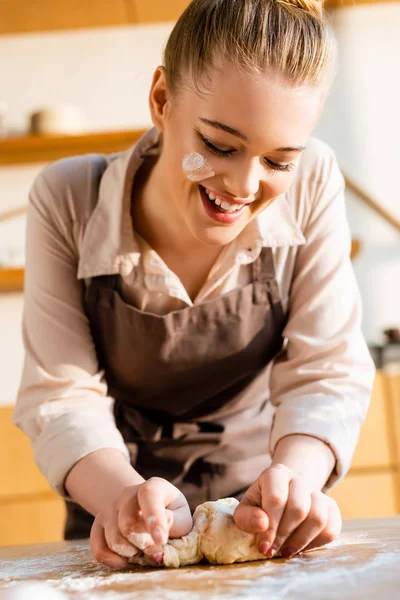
[64,244,287,539]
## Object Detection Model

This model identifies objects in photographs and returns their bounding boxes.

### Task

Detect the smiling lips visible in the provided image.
[199,185,250,225]
[203,186,254,207]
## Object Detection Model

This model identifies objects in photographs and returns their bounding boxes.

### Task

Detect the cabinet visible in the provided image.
[0,407,65,546]
[329,371,400,518]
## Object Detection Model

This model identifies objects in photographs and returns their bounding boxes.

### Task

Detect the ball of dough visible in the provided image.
[130,497,268,568]
[0,582,66,600]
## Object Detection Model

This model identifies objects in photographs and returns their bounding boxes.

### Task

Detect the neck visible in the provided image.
[132,153,217,260]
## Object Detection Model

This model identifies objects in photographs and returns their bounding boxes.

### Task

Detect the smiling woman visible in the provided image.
[13,0,375,572]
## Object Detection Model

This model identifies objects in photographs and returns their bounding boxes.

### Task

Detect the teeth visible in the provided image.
[204,188,243,213]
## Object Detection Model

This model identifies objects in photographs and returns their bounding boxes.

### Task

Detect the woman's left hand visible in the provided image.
[233,463,342,559]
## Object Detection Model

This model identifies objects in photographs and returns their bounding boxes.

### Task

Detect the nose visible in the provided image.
[223,157,263,201]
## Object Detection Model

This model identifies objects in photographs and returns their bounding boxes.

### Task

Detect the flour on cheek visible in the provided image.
[183,153,215,182]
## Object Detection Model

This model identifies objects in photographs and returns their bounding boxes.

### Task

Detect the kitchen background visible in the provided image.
[0,0,399,546]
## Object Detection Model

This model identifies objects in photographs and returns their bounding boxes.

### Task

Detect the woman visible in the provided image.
[14,0,375,569]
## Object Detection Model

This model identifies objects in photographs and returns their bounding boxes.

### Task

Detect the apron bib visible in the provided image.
[65,246,286,539]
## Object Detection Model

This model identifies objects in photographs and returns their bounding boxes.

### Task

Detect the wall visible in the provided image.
[313,3,400,345]
[0,5,399,405]
[0,23,171,406]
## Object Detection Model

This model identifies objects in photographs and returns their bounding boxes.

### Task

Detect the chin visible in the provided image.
[192,226,241,247]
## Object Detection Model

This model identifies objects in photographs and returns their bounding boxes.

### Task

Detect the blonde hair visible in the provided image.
[163,0,337,97]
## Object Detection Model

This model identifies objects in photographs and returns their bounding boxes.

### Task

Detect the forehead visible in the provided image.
[182,64,323,147]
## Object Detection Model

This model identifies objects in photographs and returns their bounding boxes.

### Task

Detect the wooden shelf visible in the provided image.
[0,0,394,36]
[0,129,146,166]
[0,0,191,36]
[0,268,24,292]
[326,0,399,5]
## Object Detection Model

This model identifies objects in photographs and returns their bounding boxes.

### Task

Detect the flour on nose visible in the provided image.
[183,152,215,182]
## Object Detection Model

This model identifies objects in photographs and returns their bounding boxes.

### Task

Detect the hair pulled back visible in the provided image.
[163,0,337,97]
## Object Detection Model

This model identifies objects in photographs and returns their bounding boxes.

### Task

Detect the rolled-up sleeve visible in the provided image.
[13,169,130,497]
[269,151,376,489]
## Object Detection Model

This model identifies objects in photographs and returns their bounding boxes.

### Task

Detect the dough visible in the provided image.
[132,498,267,569]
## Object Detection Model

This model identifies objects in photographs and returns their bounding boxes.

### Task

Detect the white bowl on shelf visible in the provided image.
[29,104,85,136]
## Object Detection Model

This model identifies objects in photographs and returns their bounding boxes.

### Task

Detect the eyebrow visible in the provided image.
[199,118,306,153]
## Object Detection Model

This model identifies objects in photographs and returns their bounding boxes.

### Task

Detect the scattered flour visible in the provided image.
[1,529,400,600]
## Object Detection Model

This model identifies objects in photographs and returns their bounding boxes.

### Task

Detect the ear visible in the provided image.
[148,66,171,132]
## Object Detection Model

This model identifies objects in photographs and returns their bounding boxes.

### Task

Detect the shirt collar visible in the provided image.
[77,127,162,280]
[78,126,305,279]
[234,194,306,265]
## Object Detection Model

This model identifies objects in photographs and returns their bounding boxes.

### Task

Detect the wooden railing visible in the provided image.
[344,175,400,234]
[0,206,26,224]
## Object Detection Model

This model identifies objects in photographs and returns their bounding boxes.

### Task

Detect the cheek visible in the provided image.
[263,172,298,202]
[249,174,296,217]
[182,152,215,182]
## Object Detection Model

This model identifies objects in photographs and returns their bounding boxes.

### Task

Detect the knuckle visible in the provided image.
[138,478,161,500]
[146,476,165,489]
[120,486,137,503]
[268,492,286,507]
[310,508,328,529]
[319,527,338,545]
[311,490,323,502]
[92,547,110,564]
[271,463,290,475]
[290,503,309,521]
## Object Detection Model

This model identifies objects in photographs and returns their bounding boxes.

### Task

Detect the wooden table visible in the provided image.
[0,516,400,599]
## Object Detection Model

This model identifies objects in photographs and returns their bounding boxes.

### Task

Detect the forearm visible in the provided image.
[271,434,336,490]
[65,448,145,515]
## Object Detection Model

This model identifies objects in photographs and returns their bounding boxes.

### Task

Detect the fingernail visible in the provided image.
[152,526,167,545]
[152,553,164,565]
[267,544,279,559]
[259,541,270,556]
[281,547,296,559]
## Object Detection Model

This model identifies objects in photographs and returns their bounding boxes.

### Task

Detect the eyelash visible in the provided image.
[200,135,295,173]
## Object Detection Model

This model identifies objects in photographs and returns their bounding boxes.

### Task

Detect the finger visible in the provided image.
[279,490,329,558]
[119,495,164,561]
[137,477,183,545]
[234,498,269,534]
[256,465,291,557]
[103,510,139,559]
[301,497,342,553]
[163,488,193,538]
[167,505,194,539]
[90,517,129,569]
[264,478,311,556]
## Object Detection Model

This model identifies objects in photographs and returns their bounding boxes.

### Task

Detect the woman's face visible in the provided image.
[150,63,323,248]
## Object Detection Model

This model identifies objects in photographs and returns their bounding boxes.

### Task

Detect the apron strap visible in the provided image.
[252,247,276,283]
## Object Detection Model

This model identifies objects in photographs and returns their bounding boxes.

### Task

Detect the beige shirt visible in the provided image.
[13,127,375,497]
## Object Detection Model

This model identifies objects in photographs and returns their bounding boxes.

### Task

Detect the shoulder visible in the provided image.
[286,136,345,227]
[297,136,343,183]
[30,152,117,224]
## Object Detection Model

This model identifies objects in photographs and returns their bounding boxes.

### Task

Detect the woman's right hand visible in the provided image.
[90,477,193,568]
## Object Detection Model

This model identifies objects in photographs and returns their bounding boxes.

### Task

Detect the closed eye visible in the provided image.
[200,134,295,173]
